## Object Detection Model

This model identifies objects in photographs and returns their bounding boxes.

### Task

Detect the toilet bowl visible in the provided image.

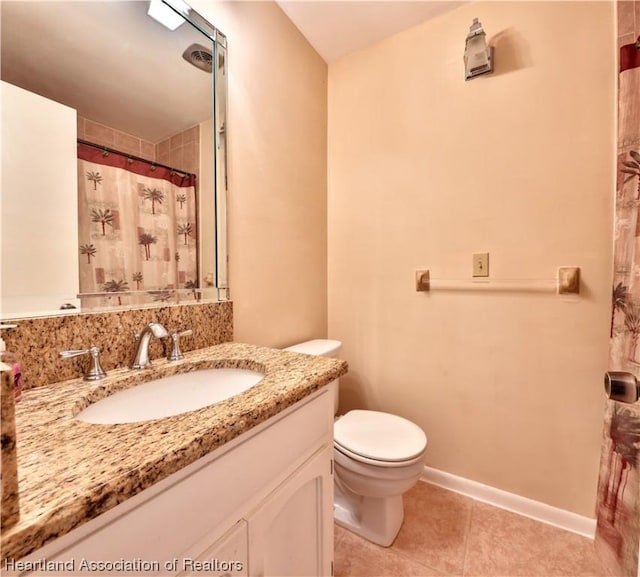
[284,339,427,547]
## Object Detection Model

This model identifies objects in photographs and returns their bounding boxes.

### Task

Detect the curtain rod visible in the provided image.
[77,139,195,179]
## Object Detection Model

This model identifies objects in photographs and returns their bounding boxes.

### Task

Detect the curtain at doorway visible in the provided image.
[595,42,640,577]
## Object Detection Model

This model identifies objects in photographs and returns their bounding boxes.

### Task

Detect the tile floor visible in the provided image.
[333,481,609,577]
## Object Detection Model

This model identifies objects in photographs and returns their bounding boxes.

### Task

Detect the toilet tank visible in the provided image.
[284,339,342,358]
[284,339,342,413]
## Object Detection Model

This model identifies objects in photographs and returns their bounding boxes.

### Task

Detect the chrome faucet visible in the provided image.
[60,345,107,381]
[131,322,169,369]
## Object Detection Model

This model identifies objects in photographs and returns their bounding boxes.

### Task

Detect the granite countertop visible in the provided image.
[0,342,348,562]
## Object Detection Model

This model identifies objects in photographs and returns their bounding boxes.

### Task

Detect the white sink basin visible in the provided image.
[76,368,265,424]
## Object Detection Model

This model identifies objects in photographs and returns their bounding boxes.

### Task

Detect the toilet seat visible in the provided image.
[334,442,426,468]
[334,410,427,465]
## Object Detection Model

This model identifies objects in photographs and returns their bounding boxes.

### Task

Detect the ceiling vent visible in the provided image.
[182,43,213,73]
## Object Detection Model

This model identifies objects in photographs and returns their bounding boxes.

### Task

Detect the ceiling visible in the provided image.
[276,1,466,63]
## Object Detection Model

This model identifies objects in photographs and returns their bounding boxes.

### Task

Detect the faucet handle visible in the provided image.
[167,329,193,362]
[60,345,107,381]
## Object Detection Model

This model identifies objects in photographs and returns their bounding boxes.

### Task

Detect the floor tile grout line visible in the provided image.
[334,522,459,577]
[461,499,476,577]
[385,544,457,577]
[333,480,605,577]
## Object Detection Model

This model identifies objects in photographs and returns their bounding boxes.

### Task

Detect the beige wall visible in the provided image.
[328,2,616,517]
[192,1,328,347]
[1,82,80,317]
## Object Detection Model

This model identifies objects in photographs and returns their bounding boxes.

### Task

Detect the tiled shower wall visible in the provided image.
[77,116,157,161]
[77,116,200,178]
[156,125,200,179]
[618,1,640,47]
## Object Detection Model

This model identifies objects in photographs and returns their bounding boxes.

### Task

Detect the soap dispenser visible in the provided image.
[0,325,23,402]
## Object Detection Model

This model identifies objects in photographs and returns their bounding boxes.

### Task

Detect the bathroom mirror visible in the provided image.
[0,0,227,319]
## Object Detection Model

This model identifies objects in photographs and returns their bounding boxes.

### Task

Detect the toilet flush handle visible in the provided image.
[604,372,640,403]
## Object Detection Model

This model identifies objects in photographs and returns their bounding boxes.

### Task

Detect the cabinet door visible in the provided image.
[178,520,248,577]
[248,445,333,577]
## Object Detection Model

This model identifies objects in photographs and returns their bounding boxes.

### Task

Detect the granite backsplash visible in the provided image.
[2,301,233,390]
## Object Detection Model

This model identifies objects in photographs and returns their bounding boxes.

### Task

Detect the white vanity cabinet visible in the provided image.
[247,444,333,577]
[10,388,335,577]
[178,520,249,577]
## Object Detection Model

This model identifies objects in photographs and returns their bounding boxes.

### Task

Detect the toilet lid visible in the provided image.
[334,410,427,462]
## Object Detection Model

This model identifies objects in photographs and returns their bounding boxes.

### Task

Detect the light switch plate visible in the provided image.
[473,253,489,277]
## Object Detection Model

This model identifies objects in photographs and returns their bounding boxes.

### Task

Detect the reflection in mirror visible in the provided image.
[0,0,227,319]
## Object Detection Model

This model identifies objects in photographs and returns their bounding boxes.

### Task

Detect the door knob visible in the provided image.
[604,371,640,403]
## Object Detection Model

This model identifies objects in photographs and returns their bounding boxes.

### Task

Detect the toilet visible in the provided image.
[284,339,427,547]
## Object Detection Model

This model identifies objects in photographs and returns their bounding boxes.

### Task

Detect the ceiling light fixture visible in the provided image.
[147,0,190,31]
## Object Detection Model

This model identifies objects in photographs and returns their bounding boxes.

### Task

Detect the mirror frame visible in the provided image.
[159,0,229,300]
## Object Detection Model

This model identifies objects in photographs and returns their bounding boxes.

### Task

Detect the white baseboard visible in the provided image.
[420,465,597,539]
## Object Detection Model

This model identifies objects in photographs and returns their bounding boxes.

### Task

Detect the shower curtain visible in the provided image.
[594,42,640,577]
[77,143,198,310]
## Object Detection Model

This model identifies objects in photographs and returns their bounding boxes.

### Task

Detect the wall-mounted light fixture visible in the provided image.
[147,0,190,31]
[464,18,493,80]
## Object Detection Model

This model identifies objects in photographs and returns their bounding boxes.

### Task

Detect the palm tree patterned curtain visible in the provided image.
[595,43,640,576]
[77,143,197,310]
